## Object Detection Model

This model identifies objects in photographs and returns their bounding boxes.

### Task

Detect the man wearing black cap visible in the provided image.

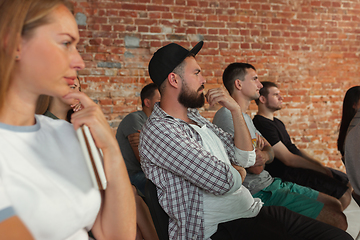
[139,41,352,240]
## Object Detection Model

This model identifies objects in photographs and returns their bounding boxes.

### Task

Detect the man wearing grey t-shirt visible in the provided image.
[116,83,160,195]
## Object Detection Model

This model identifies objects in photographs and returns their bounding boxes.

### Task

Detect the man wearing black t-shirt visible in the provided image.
[253,81,352,210]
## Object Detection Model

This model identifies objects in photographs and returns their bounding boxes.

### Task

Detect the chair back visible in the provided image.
[145,179,169,240]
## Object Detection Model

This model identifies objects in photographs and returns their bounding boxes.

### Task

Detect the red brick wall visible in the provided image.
[73,0,360,171]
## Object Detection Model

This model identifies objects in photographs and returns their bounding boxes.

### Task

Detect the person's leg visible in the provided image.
[301,189,342,211]
[339,185,352,210]
[211,206,353,240]
[315,204,348,231]
[262,206,353,240]
[253,186,324,219]
[329,168,349,185]
[254,180,347,230]
[282,179,348,230]
[132,186,159,240]
[129,171,146,196]
[281,166,350,209]
[353,191,360,207]
[329,168,353,210]
[211,207,291,240]
[135,226,143,240]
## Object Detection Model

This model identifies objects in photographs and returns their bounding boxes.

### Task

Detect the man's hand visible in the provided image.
[247,165,264,175]
[254,149,268,167]
[255,133,264,150]
[128,131,140,148]
[231,163,247,182]
[253,134,270,166]
[128,130,141,162]
[206,87,241,113]
[248,134,273,175]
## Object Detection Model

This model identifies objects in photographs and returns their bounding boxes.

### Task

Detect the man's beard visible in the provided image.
[178,80,205,109]
[265,101,282,111]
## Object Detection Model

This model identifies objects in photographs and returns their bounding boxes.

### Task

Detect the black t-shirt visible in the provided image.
[253,115,302,177]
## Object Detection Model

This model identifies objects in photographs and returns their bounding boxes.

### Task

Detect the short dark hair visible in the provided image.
[255,81,278,105]
[140,83,158,107]
[222,63,256,95]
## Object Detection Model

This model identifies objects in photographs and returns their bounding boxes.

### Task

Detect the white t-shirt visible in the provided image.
[0,115,101,240]
[190,124,263,239]
[0,178,15,222]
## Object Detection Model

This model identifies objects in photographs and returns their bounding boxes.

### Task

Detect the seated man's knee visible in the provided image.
[339,189,352,210]
[319,206,348,231]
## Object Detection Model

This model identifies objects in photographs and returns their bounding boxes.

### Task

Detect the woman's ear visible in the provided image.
[4,33,22,60]
[14,34,22,61]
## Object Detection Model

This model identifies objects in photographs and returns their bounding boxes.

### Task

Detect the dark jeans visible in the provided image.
[280,167,349,199]
[129,171,146,197]
[211,206,353,240]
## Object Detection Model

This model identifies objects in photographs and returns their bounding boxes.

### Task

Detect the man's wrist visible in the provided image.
[229,105,242,114]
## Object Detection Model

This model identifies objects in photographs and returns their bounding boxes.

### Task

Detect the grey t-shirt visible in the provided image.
[345,119,360,196]
[213,107,273,194]
[116,110,147,175]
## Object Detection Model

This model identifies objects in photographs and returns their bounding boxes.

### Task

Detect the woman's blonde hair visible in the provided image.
[35,95,52,115]
[0,0,73,111]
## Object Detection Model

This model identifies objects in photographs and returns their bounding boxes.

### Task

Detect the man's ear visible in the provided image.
[167,72,179,88]
[144,98,151,108]
[259,95,266,104]
[234,79,242,91]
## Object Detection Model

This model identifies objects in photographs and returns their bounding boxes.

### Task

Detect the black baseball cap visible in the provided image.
[148,41,204,86]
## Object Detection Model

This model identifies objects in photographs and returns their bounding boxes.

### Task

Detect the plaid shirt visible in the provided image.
[139,103,248,240]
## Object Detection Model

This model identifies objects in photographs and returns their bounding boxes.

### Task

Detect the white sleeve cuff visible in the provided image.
[233,148,256,168]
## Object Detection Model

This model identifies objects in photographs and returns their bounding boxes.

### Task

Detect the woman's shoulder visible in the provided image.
[37,114,73,129]
[36,114,78,141]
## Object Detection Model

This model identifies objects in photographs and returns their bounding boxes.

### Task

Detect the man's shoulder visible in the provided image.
[253,114,267,120]
[116,111,147,137]
[253,114,270,124]
[253,115,280,124]
[120,111,146,126]
[215,106,231,115]
[126,110,146,119]
[273,117,283,123]
[143,112,179,132]
[213,107,231,124]
[253,115,278,133]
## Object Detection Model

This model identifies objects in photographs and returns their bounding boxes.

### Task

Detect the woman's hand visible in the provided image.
[63,91,136,240]
[63,92,118,153]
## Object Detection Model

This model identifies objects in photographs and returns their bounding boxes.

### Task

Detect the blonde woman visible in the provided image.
[0,0,136,239]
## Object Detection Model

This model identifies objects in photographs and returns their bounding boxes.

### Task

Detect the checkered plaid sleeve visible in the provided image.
[140,115,237,195]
